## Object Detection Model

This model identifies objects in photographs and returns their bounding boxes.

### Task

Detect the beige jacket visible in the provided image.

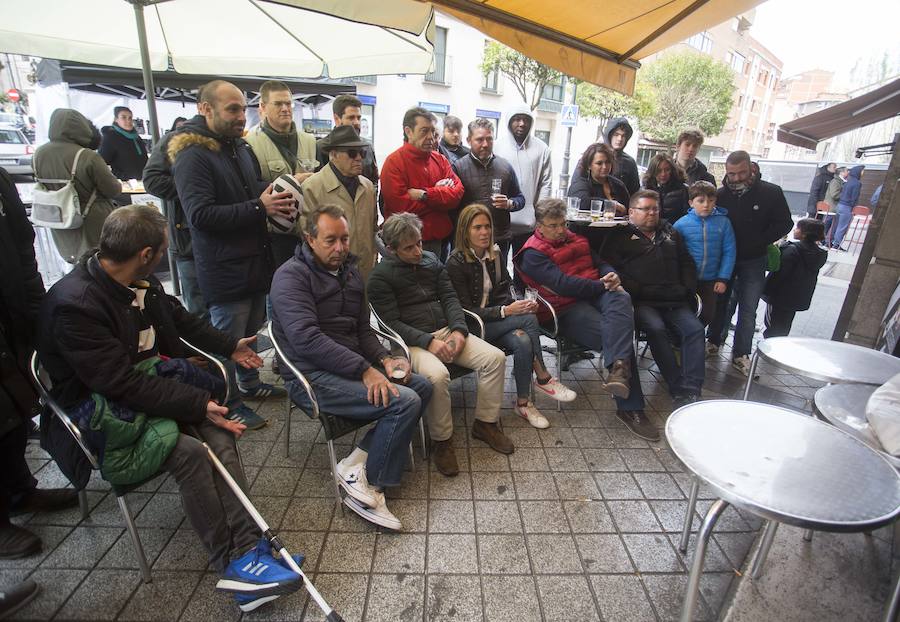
[244,124,318,183]
[301,164,377,280]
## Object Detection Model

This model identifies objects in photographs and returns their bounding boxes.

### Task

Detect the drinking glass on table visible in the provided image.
[603,200,618,220]
[566,196,581,220]
[590,199,604,222]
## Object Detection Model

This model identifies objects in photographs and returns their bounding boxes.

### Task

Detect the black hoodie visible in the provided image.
[603,117,640,195]
[762,239,827,311]
[806,164,834,217]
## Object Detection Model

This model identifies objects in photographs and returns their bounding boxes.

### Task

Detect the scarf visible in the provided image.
[329,162,360,200]
[261,119,299,173]
[113,124,145,155]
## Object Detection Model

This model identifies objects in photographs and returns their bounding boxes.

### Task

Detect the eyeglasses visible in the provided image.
[631,206,660,212]
[340,148,368,160]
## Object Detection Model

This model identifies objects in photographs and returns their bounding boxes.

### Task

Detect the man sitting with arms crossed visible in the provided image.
[38,205,303,612]
[368,213,513,476]
[271,204,431,529]
[604,190,705,410]
[515,198,655,440]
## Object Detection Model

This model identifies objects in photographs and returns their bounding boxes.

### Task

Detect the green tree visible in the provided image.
[575,82,634,124]
[480,42,562,111]
[633,51,735,145]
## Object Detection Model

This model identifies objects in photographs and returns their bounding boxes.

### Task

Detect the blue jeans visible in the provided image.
[831,202,853,248]
[484,314,545,399]
[208,294,267,406]
[287,371,431,487]
[176,258,208,321]
[558,293,645,411]
[635,305,705,396]
[708,255,766,358]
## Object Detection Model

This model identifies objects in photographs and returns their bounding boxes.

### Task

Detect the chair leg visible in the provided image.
[679,477,700,553]
[326,440,343,514]
[418,418,428,460]
[117,495,152,583]
[556,339,563,412]
[883,563,900,622]
[78,488,89,521]
[680,499,729,622]
[802,529,814,542]
[283,395,292,458]
[742,350,761,401]
[408,442,415,471]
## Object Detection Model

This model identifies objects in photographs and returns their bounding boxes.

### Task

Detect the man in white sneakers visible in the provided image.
[270,204,431,529]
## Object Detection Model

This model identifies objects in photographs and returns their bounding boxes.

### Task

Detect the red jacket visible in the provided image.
[381,142,464,241]
[518,229,599,320]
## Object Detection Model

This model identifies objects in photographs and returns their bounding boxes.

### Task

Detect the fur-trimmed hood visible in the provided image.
[166,116,227,162]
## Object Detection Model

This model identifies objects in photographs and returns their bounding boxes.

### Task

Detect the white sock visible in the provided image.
[343,446,368,467]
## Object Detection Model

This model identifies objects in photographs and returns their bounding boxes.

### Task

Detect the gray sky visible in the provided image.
[750,0,900,87]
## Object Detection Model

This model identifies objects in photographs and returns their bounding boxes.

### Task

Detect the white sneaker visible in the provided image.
[343,493,402,531]
[515,402,550,429]
[533,377,577,402]
[732,355,753,377]
[335,461,378,508]
[705,341,719,358]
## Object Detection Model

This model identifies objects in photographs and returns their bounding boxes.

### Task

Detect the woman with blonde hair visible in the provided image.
[445,203,576,428]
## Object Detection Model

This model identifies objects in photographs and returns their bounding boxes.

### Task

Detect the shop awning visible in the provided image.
[777,77,900,150]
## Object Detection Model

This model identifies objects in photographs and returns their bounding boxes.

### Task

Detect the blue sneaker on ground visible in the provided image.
[226,403,268,430]
[216,538,301,598]
[238,382,286,400]
[231,542,306,612]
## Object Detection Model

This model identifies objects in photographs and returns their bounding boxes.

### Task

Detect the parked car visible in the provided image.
[0,112,35,142]
[0,123,34,178]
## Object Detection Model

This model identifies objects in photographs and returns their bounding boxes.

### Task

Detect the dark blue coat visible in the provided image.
[270,243,388,379]
[169,124,271,304]
[838,165,864,207]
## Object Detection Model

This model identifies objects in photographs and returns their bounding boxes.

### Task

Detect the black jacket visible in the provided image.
[604,222,697,308]
[684,159,716,186]
[645,180,690,224]
[445,248,514,322]
[169,122,272,304]
[717,178,793,262]
[142,116,207,258]
[567,171,630,209]
[762,240,828,311]
[806,165,834,217]
[603,117,640,195]
[38,253,237,418]
[452,153,526,241]
[367,251,468,350]
[0,168,45,437]
[438,140,470,165]
[98,124,149,180]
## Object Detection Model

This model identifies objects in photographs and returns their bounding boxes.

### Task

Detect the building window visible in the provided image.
[686,31,712,54]
[418,101,450,123]
[750,99,757,112]
[738,95,744,107]
[534,129,551,146]
[424,26,450,85]
[729,51,746,73]
[758,69,768,85]
[481,41,500,93]
[475,108,501,134]
[358,95,376,142]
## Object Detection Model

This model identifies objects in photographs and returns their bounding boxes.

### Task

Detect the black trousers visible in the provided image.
[763,304,796,338]
[0,421,37,525]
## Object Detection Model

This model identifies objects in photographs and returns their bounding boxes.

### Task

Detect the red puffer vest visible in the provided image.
[518,229,599,321]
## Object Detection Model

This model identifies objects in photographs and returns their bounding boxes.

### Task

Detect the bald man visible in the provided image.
[170,80,293,430]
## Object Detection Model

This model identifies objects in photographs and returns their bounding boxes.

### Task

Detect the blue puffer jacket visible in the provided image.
[838,165,864,207]
[673,207,736,282]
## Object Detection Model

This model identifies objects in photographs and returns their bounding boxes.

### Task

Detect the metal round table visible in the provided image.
[813,383,900,468]
[742,337,900,400]
[667,400,900,622]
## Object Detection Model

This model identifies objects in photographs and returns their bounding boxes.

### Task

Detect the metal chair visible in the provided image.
[28,338,229,584]
[633,293,703,360]
[269,322,427,512]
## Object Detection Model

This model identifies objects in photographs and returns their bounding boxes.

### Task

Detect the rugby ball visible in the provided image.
[269,173,304,233]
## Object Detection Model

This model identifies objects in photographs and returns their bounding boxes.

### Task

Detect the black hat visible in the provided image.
[319,125,368,152]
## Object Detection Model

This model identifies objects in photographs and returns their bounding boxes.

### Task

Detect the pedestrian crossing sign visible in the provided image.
[560,104,579,127]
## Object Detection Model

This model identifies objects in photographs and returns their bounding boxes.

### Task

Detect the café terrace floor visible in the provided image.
[3,303,894,621]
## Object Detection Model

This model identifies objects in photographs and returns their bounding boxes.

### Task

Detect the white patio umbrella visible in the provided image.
[0,0,435,140]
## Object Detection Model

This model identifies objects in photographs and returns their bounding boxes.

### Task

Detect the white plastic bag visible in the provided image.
[866,372,900,456]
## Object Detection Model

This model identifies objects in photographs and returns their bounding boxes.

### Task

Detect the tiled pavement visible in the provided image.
[2,331,858,622]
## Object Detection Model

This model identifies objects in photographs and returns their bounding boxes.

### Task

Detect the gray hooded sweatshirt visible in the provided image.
[32,109,120,263]
[494,103,552,236]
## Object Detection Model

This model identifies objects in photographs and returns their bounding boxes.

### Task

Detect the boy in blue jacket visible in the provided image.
[673,181,736,329]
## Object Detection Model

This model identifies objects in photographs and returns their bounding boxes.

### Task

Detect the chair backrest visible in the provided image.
[178,338,232,405]
[266,322,321,419]
[852,205,871,217]
[28,351,100,470]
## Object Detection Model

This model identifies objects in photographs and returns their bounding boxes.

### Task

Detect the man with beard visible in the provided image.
[170,80,293,430]
[706,151,792,376]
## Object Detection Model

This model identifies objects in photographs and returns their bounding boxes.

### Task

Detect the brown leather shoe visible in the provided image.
[603,359,632,399]
[472,420,515,455]
[432,440,460,477]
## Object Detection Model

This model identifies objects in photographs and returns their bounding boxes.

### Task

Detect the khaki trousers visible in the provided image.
[409,327,506,442]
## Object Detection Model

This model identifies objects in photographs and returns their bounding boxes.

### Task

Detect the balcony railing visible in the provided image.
[537,98,563,113]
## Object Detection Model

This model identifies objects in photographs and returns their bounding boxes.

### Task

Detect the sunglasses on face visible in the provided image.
[338,148,368,160]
